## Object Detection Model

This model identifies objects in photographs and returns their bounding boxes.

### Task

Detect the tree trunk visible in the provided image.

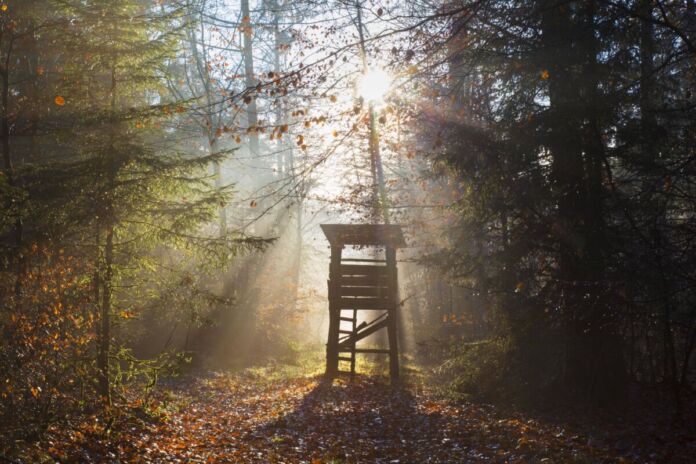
[541,0,624,402]
[241,0,259,158]
[98,222,113,403]
[0,33,24,298]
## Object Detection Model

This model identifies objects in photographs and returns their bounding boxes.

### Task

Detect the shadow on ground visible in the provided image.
[246,375,467,463]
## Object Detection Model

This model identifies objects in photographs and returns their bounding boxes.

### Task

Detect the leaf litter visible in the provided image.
[25,369,673,463]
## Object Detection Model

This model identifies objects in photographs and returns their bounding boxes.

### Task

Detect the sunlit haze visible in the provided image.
[357,67,392,103]
[2,1,693,461]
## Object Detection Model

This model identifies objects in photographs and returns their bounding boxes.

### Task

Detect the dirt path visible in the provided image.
[39,370,642,463]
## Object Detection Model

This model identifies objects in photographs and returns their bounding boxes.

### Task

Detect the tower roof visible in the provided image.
[320,223,406,248]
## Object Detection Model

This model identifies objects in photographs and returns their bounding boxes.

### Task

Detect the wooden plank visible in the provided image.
[338,286,389,297]
[339,316,355,322]
[338,356,353,362]
[339,276,388,287]
[340,264,388,277]
[338,297,392,310]
[340,258,386,263]
[338,317,389,347]
[320,223,406,248]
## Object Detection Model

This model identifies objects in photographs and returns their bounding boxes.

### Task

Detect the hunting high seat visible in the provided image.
[320,224,405,381]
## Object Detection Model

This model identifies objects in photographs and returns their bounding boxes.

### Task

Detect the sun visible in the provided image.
[357,67,391,103]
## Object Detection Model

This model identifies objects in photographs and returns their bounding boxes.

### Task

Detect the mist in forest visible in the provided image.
[1,0,695,461]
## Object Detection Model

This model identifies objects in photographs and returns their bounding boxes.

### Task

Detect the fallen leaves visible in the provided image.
[31,371,645,463]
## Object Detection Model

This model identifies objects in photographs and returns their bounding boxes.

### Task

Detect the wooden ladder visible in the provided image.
[337,310,358,376]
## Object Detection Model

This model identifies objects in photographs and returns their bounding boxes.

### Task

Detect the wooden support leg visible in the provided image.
[388,311,399,381]
[350,308,357,378]
[325,246,342,380]
[386,247,399,382]
[325,305,339,379]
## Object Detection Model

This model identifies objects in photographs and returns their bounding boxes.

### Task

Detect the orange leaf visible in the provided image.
[54,95,65,106]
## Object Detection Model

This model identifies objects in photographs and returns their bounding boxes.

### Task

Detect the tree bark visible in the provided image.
[241,0,259,158]
[1,33,24,298]
[541,0,625,402]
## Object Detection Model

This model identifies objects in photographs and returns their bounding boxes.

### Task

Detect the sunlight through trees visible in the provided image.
[1,0,695,462]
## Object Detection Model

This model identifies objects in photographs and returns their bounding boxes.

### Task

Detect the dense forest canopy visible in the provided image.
[1,0,695,462]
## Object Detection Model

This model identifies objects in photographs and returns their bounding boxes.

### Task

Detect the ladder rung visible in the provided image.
[339,347,390,354]
[338,356,353,362]
[339,297,391,310]
[340,317,355,322]
[339,329,353,334]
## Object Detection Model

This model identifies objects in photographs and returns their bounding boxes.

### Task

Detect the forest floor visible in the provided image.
[8,359,696,463]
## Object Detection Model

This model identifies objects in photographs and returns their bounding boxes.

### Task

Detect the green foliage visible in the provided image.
[432,339,512,403]
[418,0,696,407]
[0,0,265,440]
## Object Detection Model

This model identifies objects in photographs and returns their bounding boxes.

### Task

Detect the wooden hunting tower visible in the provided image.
[321,223,406,381]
